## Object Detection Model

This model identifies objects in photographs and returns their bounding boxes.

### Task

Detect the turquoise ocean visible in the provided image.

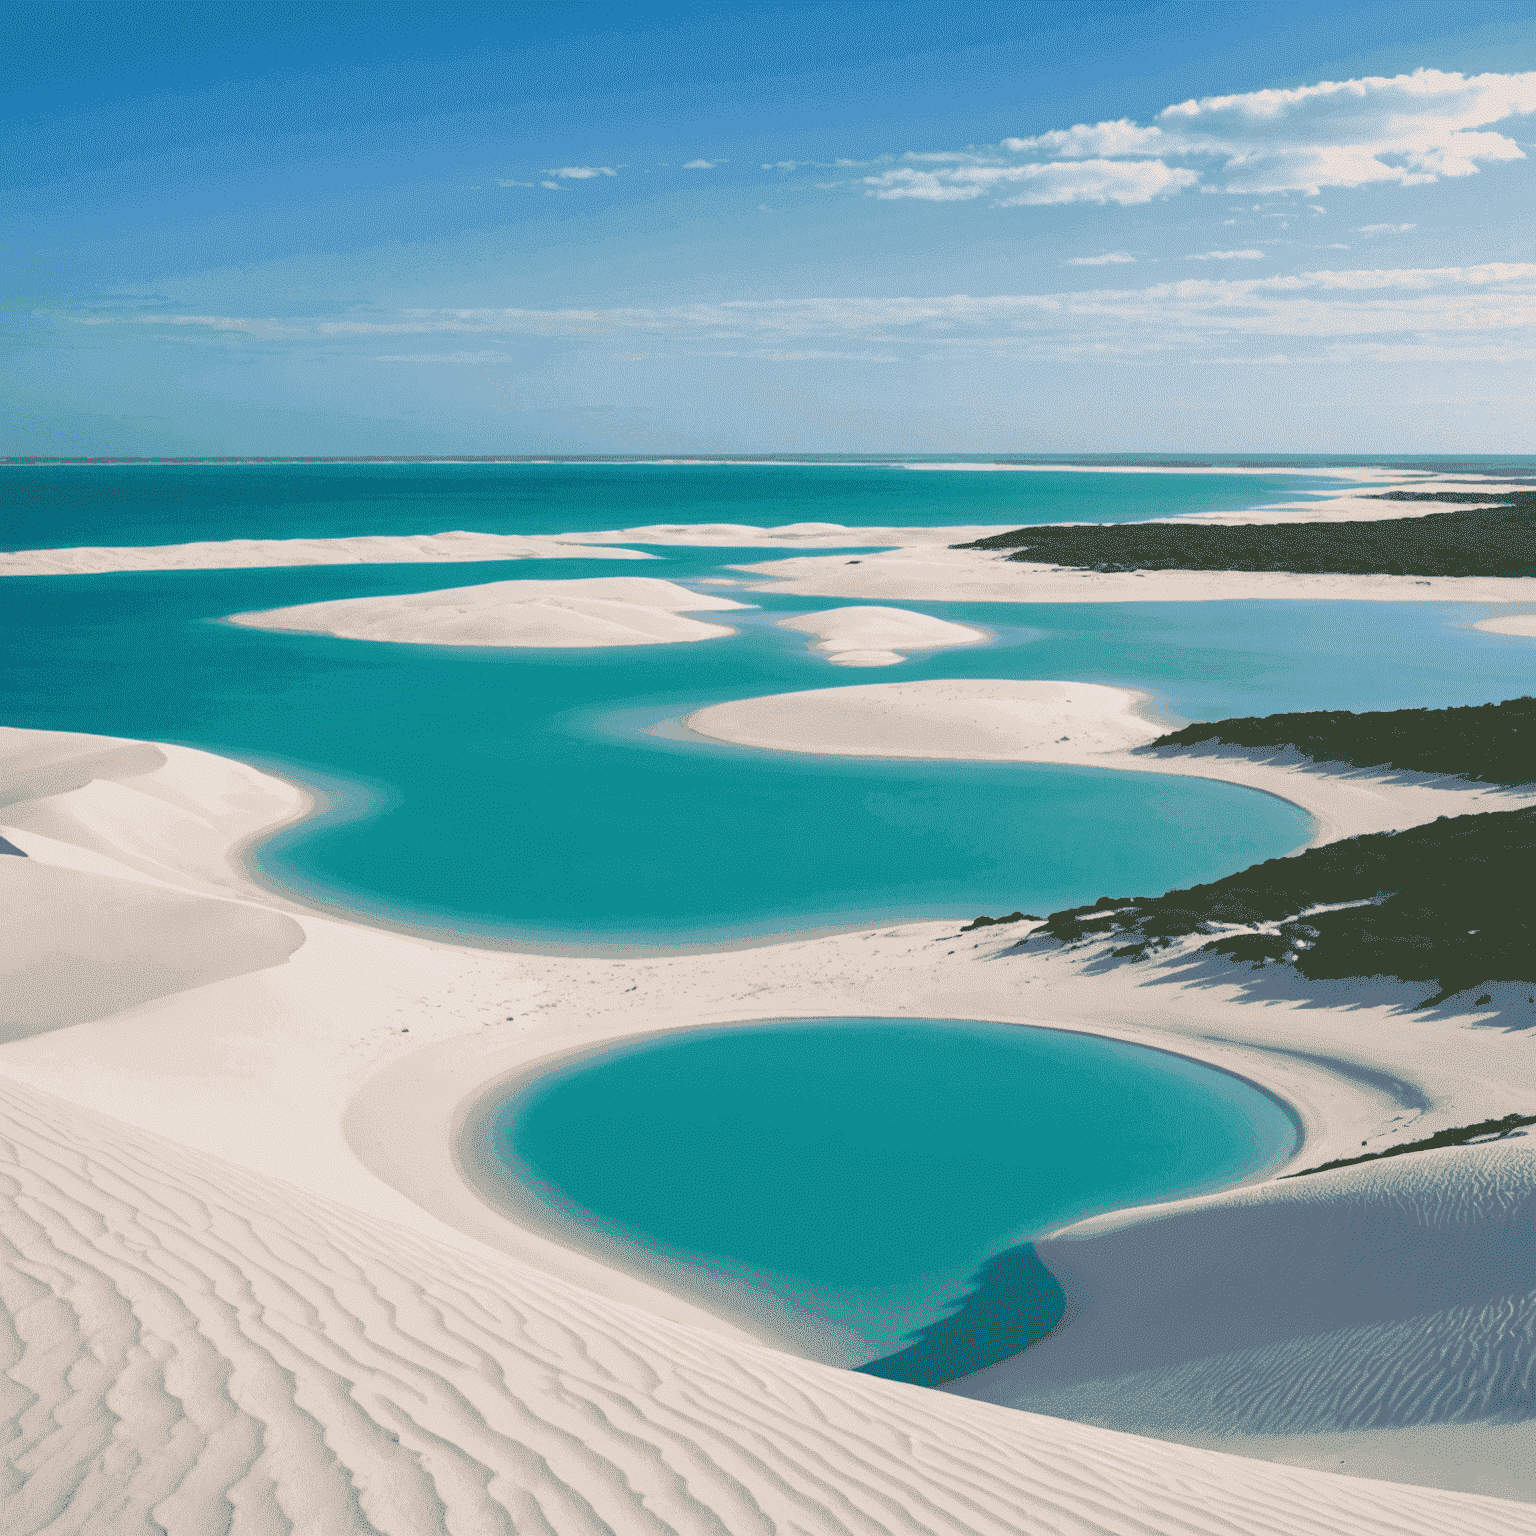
[5,458,1534,1381]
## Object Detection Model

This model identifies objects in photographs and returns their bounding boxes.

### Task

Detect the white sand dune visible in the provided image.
[0,530,660,577]
[9,1076,1532,1535]
[3,726,1536,1520]
[1475,613,1536,638]
[950,1136,1536,1503]
[737,544,1536,605]
[686,678,1536,845]
[229,576,750,648]
[781,606,989,666]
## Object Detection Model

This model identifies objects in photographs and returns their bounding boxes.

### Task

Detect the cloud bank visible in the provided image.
[69,262,1536,365]
[863,69,1535,206]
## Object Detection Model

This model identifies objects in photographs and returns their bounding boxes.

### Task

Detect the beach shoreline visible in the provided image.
[3,706,1535,1510]
[686,677,1536,847]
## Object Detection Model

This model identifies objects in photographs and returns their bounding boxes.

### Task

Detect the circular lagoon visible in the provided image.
[477,1017,1297,1385]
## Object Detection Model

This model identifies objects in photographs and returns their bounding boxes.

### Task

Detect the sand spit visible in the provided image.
[229,576,750,648]
[1476,613,1536,639]
[0,525,1021,576]
[3,726,1536,1517]
[554,521,1022,548]
[686,678,1536,846]
[737,543,1536,605]
[781,605,989,666]
[0,529,661,577]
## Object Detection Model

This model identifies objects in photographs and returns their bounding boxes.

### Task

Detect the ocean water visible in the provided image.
[488,1018,1298,1382]
[0,458,1351,549]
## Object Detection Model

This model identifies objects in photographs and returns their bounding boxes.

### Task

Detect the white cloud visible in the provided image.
[682,159,723,169]
[1002,120,1163,158]
[1155,70,1534,193]
[497,179,535,188]
[858,69,1536,213]
[540,181,566,191]
[1356,222,1418,234]
[866,159,1196,205]
[1065,252,1137,265]
[543,166,618,179]
[1186,249,1266,260]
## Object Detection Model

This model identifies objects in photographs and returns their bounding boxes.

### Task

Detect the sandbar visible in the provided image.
[0,528,659,576]
[1475,613,1536,638]
[780,605,989,666]
[229,575,750,647]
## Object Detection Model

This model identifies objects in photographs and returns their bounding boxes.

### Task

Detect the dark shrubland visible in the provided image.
[955,495,1536,578]
[1148,695,1536,786]
[1018,807,1536,1005]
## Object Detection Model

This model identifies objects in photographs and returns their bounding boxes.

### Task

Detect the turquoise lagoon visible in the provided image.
[3,543,1534,945]
[6,461,1533,1384]
[486,1017,1298,1383]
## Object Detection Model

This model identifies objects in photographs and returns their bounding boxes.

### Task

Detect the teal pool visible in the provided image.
[483,1017,1299,1384]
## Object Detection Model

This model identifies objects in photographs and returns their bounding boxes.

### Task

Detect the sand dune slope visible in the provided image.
[953,1141,1536,1500]
[3,1077,1531,1536]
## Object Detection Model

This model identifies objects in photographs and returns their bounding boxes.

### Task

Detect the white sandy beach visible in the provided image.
[3,715,1535,1529]
[737,543,1536,605]
[229,575,750,648]
[687,677,1536,845]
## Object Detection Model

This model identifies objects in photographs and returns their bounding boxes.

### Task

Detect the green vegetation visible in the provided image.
[1149,696,1536,786]
[960,910,1041,931]
[1021,807,1536,1005]
[1285,1112,1535,1179]
[954,495,1536,578]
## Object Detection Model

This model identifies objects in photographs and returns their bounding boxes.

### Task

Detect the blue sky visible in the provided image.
[5,0,1536,454]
